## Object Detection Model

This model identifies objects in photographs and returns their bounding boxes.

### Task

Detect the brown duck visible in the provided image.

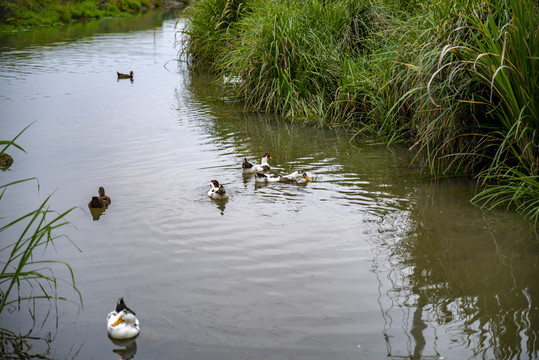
[117,71,134,80]
[88,187,111,208]
[98,186,111,206]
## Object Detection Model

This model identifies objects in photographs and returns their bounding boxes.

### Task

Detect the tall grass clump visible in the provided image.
[0,129,82,355]
[412,0,537,221]
[379,0,538,222]
[182,0,249,70]
[219,0,335,118]
[221,0,391,121]
[463,0,539,223]
[328,2,405,139]
[377,0,490,174]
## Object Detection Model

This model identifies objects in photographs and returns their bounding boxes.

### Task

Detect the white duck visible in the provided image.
[242,153,272,173]
[254,170,311,183]
[107,298,140,340]
[207,180,229,200]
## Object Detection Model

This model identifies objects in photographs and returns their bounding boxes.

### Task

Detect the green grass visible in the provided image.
[181,0,248,70]
[183,0,539,224]
[0,0,160,30]
[0,127,82,356]
[0,191,81,314]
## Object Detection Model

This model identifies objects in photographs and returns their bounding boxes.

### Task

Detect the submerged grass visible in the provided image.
[183,0,538,224]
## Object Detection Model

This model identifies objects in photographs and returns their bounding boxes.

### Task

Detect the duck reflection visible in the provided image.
[213,198,228,215]
[88,203,106,221]
[254,181,268,190]
[88,187,111,221]
[109,337,137,360]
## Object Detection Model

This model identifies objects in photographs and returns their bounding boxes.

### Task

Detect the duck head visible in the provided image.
[288,171,311,182]
[209,180,220,189]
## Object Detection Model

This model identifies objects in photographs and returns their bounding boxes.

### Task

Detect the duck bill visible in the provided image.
[111,315,124,326]
[304,175,311,182]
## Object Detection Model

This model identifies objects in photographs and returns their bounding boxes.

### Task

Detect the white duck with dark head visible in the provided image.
[255,170,311,183]
[207,180,229,200]
[242,153,272,173]
[107,298,140,340]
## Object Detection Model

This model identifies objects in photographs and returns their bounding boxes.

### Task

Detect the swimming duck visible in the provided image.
[117,71,134,80]
[88,196,105,208]
[207,180,220,197]
[241,158,255,173]
[282,170,311,182]
[211,185,229,200]
[255,170,311,183]
[242,153,272,173]
[98,187,111,206]
[107,298,140,340]
[207,180,229,200]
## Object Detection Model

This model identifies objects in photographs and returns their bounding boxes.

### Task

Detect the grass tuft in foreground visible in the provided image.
[0,127,82,358]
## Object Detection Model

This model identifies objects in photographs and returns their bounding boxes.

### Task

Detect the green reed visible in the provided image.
[0,192,80,314]
[182,0,248,70]
[465,0,538,223]
[405,0,538,222]
[0,129,81,317]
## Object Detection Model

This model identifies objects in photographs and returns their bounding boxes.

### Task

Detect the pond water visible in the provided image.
[1,8,538,360]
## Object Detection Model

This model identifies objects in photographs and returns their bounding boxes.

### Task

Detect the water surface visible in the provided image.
[0,9,538,360]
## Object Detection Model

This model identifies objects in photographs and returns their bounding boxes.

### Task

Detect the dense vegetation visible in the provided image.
[0,0,163,30]
[182,0,539,224]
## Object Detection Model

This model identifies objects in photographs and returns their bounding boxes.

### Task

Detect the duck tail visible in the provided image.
[242,158,253,169]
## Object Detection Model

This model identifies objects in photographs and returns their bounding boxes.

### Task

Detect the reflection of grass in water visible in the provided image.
[0,328,53,360]
[0,0,166,30]
[376,181,539,359]
[1,9,179,51]
[0,126,82,359]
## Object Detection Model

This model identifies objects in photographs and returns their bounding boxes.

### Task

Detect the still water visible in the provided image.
[1,8,538,360]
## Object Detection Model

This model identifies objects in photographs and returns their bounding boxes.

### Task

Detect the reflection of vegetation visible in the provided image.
[376,181,539,359]
[407,230,539,359]
[0,128,81,359]
[183,0,539,224]
[0,9,182,51]
[0,328,54,360]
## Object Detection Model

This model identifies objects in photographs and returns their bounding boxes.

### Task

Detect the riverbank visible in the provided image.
[182,0,539,224]
[0,0,186,30]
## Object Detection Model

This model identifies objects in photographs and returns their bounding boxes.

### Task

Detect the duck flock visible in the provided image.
[207,152,311,200]
[97,153,310,340]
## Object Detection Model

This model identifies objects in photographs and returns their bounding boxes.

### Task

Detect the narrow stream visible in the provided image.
[0,8,537,360]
